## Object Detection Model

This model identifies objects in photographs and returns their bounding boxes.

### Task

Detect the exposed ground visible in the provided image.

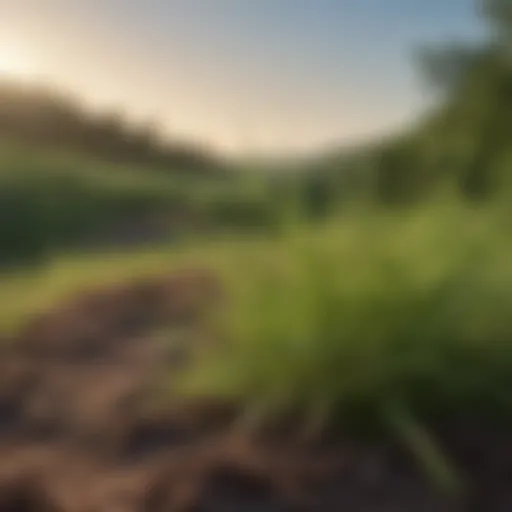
[0,270,510,511]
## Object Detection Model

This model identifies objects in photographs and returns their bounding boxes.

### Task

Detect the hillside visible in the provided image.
[0,139,278,266]
[0,79,222,175]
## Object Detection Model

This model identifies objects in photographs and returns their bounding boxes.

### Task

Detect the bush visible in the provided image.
[0,178,51,265]
[0,169,180,265]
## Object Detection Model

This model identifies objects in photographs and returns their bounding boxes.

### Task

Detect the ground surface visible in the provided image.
[0,271,510,511]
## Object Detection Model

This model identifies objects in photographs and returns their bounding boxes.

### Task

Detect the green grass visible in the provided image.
[180,197,512,433]
[4,195,512,439]
[3,194,512,491]
[0,247,176,334]
[0,230,275,335]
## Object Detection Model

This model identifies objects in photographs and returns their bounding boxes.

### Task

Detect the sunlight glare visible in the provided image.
[0,45,35,79]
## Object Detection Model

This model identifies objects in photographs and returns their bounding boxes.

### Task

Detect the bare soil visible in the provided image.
[0,270,510,511]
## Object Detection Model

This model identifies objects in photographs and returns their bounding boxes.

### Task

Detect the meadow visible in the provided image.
[4,192,512,496]
[4,195,512,430]
[0,4,511,501]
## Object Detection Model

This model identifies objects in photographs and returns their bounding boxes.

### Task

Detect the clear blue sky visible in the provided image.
[1,0,483,154]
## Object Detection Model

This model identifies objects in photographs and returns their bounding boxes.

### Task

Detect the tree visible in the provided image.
[397,0,512,201]
[482,0,512,42]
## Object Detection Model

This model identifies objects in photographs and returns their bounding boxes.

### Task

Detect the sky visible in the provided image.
[0,0,483,155]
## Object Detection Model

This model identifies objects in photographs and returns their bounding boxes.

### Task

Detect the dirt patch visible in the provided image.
[0,270,511,511]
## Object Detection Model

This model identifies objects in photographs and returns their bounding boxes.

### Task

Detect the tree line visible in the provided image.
[302,0,512,209]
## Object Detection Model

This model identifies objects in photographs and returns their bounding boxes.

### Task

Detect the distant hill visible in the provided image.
[0,79,224,175]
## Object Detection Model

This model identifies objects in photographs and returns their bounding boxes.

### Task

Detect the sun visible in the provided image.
[0,46,35,79]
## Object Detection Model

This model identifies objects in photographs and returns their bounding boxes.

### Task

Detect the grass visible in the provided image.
[4,195,512,434]
[0,229,277,335]
[180,197,512,433]
[3,194,512,492]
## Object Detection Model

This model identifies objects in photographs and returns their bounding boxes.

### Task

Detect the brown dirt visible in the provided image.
[0,269,511,511]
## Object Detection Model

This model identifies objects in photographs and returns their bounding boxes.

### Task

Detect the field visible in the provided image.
[0,5,511,506]
[5,197,512,424]
[2,196,512,508]
[0,139,280,266]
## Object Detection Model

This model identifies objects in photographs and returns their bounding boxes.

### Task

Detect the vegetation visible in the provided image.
[0,0,511,464]
[0,139,285,265]
[300,0,512,208]
[5,195,512,441]
[177,0,512,437]
[0,80,221,174]
[183,199,512,430]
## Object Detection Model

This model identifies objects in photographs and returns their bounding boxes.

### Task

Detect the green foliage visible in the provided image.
[303,0,511,207]
[482,0,512,40]
[199,190,280,233]
[0,162,180,265]
[0,177,50,265]
[0,143,294,266]
[181,200,512,431]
